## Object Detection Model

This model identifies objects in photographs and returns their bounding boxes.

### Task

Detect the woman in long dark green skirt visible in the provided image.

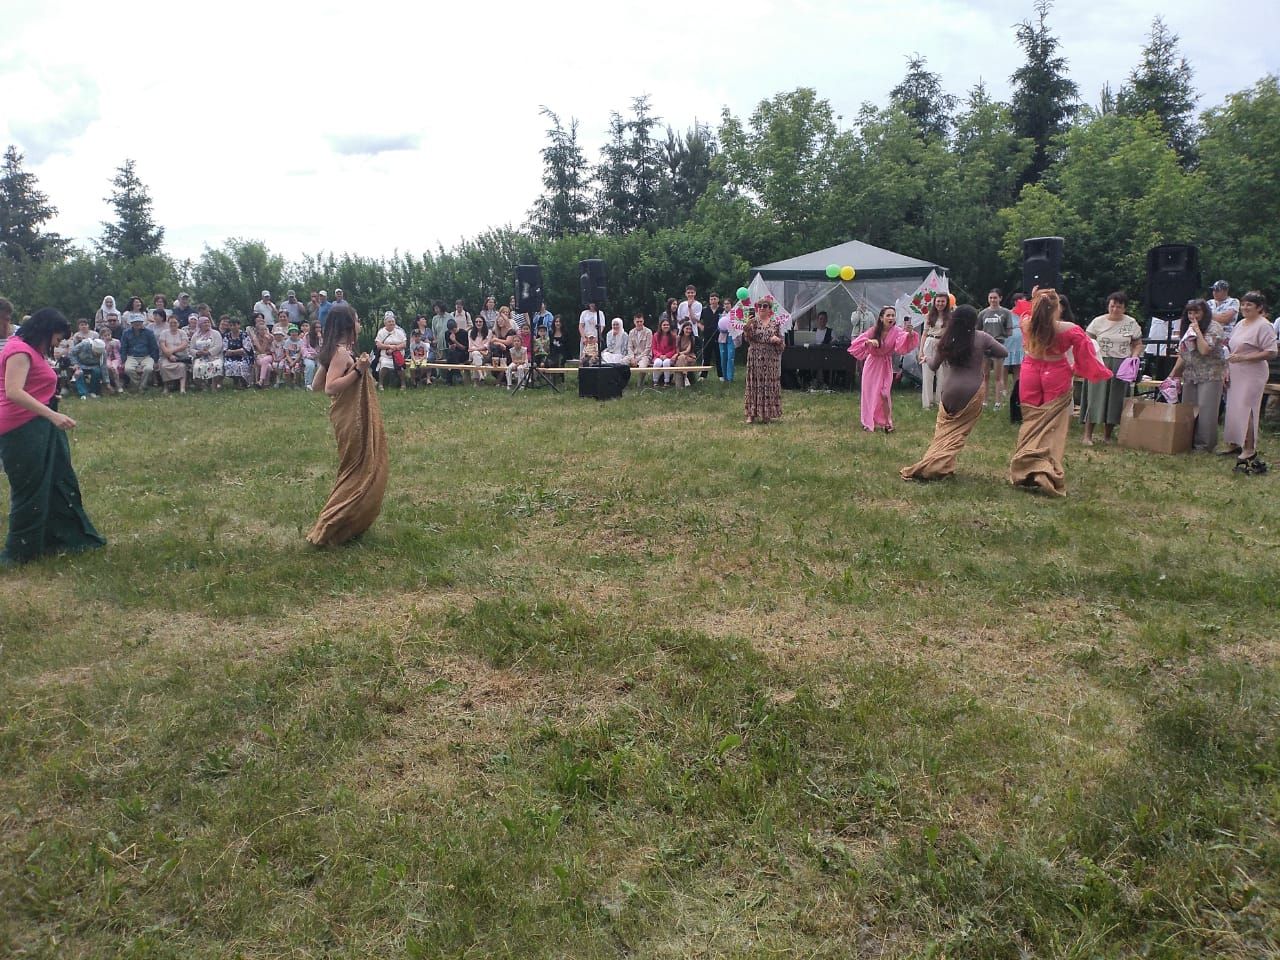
[0,308,105,565]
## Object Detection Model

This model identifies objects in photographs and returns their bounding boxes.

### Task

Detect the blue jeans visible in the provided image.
[75,366,103,397]
[719,341,735,382]
[304,358,317,389]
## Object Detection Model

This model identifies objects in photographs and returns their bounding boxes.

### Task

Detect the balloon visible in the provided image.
[839,265,855,281]
[736,286,750,301]
[825,264,840,279]
[948,293,956,309]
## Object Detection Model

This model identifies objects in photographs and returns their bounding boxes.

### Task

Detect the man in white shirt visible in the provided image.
[579,301,604,359]
[252,290,276,326]
[676,285,702,327]
[1208,280,1239,332]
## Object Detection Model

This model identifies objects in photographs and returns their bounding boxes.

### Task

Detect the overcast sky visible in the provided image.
[3,0,1277,263]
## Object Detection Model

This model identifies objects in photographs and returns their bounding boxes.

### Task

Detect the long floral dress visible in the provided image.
[744,314,784,422]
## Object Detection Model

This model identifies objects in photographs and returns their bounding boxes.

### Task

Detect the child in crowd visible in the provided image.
[506,338,530,389]
[283,326,305,387]
[53,337,75,397]
[407,329,431,387]
[100,327,123,393]
[533,324,550,368]
[270,329,287,387]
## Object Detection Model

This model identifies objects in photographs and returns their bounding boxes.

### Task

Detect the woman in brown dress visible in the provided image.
[307,305,389,546]
[743,296,784,424]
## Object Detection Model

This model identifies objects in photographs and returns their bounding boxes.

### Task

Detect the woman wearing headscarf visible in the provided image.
[601,318,628,364]
[0,308,106,565]
[96,296,121,337]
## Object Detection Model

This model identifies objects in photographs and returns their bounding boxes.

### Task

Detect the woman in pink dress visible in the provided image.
[848,306,920,433]
[1221,290,1278,470]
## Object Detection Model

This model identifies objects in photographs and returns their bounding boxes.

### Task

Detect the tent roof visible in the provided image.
[752,239,945,280]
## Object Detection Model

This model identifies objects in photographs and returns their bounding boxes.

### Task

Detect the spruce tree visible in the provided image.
[528,108,592,239]
[98,159,164,260]
[1009,0,1080,183]
[889,54,957,142]
[0,145,64,263]
[1117,16,1198,164]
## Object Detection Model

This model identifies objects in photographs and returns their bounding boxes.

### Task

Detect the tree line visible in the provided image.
[1,4,1276,325]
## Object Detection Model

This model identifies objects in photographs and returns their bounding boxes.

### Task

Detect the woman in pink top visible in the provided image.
[848,306,920,433]
[1008,289,1112,496]
[651,317,678,385]
[0,308,105,565]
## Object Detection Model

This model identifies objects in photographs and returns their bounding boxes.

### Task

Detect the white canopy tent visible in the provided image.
[749,239,948,340]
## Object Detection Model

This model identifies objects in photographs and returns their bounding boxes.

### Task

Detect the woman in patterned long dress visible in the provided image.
[222,319,253,386]
[743,296,784,424]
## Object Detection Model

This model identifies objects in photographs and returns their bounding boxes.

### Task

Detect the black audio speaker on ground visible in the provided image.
[1022,236,1064,293]
[1145,244,1200,315]
[578,363,630,400]
[516,264,544,314]
[579,259,607,307]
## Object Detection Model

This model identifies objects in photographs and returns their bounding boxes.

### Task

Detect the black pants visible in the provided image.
[1009,377,1022,424]
[702,335,720,379]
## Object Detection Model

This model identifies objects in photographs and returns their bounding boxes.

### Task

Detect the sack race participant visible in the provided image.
[306,305,389,547]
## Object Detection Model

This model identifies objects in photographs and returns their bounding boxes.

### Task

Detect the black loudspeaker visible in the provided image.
[1145,244,1200,315]
[1022,236,1064,293]
[578,363,630,400]
[579,259,607,308]
[516,264,543,315]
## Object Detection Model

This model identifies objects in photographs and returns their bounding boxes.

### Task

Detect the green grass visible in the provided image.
[1,382,1277,958]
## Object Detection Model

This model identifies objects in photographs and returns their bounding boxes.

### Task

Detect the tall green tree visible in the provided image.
[718,88,838,253]
[889,54,957,142]
[627,95,664,229]
[595,112,633,235]
[1009,0,1079,184]
[657,122,717,228]
[528,108,592,239]
[1116,16,1198,165]
[1000,112,1197,311]
[98,159,164,260]
[1195,76,1280,294]
[0,145,64,264]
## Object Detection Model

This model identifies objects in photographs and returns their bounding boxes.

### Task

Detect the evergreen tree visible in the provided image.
[627,95,664,228]
[527,108,592,239]
[889,54,957,142]
[594,112,633,235]
[1009,0,1079,184]
[98,159,164,260]
[0,145,64,263]
[657,122,717,227]
[1116,16,1198,164]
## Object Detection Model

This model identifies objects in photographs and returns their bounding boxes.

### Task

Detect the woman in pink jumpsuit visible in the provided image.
[849,306,920,433]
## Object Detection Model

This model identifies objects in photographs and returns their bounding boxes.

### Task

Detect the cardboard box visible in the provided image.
[1117,398,1194,454]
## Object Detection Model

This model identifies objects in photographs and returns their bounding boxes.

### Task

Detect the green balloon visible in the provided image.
[825,264,840,279]
[736,286,750,301]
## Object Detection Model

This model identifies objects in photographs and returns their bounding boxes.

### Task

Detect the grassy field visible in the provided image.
[1,380,1277,959]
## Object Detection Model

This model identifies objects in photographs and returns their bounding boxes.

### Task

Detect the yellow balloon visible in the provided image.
[839,266,855,281]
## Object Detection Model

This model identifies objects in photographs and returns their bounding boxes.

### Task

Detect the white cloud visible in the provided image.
[1,0,1276,261]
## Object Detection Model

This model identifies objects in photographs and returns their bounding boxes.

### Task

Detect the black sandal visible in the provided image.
[1234,455,1269,475]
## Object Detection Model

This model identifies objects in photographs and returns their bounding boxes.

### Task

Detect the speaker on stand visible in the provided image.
[1144,243,1200,379]
[516,264,544,315]
[1021,237,1064,294]
[579,259,607,308]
